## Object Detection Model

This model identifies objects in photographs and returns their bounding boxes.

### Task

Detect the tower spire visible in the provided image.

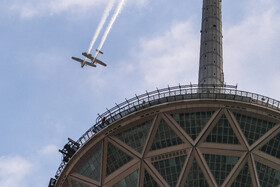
[198,0,224,86]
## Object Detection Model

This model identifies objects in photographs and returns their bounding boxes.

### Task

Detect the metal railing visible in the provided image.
[54,84,280,179]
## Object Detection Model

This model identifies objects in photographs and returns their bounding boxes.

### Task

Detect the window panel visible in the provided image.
[152,155,186,187]
[106,143,132,175]
[112,170,138,187]
[171,111,214,140]
[185,159,209,187]
[230,163,252,187]
[151,119,183,151]
[204,154,239,186]
[76,144,101,181]
[234,113,276,145]
[117,120,152,153]
[256,161,280,187]
[143,170,158,187]
[260,133,280,159]
[206,114,239,144]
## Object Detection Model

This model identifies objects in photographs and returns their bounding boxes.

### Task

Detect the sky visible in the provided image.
[0,0,280,186]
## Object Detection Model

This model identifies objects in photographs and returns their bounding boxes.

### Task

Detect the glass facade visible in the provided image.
[151,119,183,151]
[171,111,214,140]
[234,113,276,145]
[152,155,186,187]
[206,114,239,144]
[231,163,252,187]
[117,120,152,153]
[112,170,138,187]
[76,144,101,181]
[62,108,280,187]
[143,170,158,187]
[106,142,132,175]
[256,162,280,187]
[185,159,209,187]
[203,154,239,186]
[261,133,280,159]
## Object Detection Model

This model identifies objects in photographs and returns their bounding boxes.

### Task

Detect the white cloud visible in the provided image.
[10,0,108,18]
[0,156,33,187]
[223,0,280,98]
[9,0,147,19]
[133,20,200,88]
[39,144,59,156]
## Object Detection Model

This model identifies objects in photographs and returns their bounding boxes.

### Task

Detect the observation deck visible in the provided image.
[53,84,280,182]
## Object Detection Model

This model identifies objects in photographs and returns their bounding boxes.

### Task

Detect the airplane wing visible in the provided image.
[72,57,84,63]
[95,59,107,67]
[82,52,107,67]
[72,57,96,67]
[82,52,94,60]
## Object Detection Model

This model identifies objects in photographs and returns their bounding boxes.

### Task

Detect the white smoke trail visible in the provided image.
[87,0,114,54]
[82,0,114,66]
[94,0,125,59]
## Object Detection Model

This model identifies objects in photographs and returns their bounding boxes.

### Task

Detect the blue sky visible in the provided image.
[0,0,280,186]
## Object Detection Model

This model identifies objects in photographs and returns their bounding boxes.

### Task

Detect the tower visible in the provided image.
[199,0,224,85]
[50,1,280,187]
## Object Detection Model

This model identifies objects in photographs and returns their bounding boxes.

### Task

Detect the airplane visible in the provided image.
[82,50,107,67]
[71,57,97,68]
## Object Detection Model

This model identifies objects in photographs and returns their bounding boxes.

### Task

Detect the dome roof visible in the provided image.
[53,86,280,187]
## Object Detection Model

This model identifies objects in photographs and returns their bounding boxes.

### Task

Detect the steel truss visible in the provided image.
[61,107,280,187]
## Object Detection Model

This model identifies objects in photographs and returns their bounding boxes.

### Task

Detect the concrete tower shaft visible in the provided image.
[198,0,224,85]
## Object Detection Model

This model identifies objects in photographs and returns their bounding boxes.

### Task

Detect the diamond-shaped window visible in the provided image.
[76,144,101,181]
[171,111,214,141]
[206,114,239,144]
[234,113,276,145]
[116,120,152,153]
[106,142,132,176]
[151,119,183,151]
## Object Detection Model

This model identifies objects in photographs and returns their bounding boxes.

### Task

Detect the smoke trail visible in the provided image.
[94,0,125,59]
[82,0,114,66]
[87,0,114,54]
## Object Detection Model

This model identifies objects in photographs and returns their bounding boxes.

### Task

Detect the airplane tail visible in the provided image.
[96,49,104,54]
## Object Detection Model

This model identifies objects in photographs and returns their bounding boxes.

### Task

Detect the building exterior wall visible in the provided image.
[55,99,280,187]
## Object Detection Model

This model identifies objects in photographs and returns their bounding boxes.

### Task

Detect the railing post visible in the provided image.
[135,94,140,105]
[168,85,171,95]
[115,104,122,117]
[179,83,182,95]
[146,91,151,106]
[106,108,114,121]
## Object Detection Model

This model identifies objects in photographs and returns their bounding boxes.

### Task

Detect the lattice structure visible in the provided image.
[55,102,280,187]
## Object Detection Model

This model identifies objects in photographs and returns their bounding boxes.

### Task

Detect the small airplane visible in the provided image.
[82,50,107,67]
[71,57,97,68]
[72,49,106,68]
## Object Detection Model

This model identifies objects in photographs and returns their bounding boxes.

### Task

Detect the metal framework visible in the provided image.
[54,85,280,180]
[52,85,280,187]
